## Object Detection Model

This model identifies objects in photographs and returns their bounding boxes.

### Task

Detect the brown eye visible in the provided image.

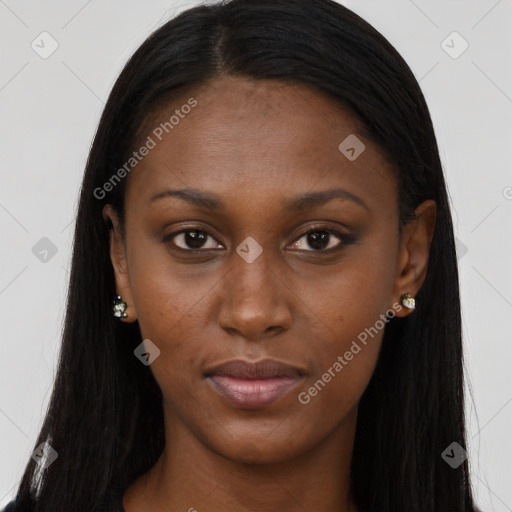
[289,227,356,252]
[165,229,223,251]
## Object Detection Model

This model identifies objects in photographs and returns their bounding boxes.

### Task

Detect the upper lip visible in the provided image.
[204,359,305,379]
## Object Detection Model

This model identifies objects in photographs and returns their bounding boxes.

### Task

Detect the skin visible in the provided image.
[103,75,436,512]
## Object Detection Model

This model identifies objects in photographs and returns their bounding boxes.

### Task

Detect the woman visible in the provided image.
[4,0,482,510]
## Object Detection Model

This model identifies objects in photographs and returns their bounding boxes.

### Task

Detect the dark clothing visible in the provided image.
[2,490,125,512]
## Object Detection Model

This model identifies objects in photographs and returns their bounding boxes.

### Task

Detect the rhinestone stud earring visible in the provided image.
[400,293,415,310]
[112,295,128,318]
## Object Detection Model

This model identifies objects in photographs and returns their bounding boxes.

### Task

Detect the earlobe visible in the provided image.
[391,199,436,318]
[102,204,138,323]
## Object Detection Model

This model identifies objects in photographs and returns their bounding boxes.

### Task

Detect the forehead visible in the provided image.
[125,76,396,216]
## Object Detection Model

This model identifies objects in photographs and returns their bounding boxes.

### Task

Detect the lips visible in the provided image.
[204,359,305,409]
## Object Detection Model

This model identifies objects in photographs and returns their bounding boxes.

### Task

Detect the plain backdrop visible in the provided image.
[1,0,511,510]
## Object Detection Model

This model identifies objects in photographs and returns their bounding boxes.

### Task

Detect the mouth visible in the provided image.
[204,359,306,409]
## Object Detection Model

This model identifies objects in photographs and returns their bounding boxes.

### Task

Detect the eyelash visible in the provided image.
[163,224,356,253]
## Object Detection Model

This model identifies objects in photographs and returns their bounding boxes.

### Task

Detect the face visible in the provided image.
[104,75,435,464]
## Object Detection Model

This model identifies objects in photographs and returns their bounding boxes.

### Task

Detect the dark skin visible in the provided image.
[103,76,436,512]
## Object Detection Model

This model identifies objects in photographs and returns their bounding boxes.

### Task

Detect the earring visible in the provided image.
[400,293,415,310]
[112,295,128,318]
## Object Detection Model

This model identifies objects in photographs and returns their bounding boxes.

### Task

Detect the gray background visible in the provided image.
[1,0,511,509]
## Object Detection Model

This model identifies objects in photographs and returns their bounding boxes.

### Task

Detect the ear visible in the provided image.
[391,199,436,318]
[102,204,138,323]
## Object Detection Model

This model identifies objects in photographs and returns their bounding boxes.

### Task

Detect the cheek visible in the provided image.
[297,244,397,408]
[126,253,209,370]
[127,233,213,336]
[130,271,212,414]
[291,308,387,444]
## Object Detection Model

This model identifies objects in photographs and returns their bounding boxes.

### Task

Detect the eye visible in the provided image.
[289,226,353,252]
[164,225,356,253]
[165,228,223,251]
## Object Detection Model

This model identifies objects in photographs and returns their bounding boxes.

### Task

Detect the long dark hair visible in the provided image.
[10,1,480,510]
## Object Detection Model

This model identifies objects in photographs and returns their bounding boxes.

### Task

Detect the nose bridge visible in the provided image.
[233,242,275,294]
[218,238,291,339]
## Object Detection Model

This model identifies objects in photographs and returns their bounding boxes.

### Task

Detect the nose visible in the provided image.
[217,247,292,341]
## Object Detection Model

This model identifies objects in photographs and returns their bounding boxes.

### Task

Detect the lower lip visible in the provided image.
[207,375,303,409]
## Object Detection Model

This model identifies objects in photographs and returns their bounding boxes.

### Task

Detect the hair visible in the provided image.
[9,1,480,511]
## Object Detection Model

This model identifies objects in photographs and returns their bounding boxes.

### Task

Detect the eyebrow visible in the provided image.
[149,188,369,212]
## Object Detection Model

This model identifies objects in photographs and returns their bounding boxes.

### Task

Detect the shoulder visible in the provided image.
[2,499,33,512]
[2,501,16,512]
[2,490,124,512]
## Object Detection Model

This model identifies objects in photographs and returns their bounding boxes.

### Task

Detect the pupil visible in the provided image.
[308,231,329,250]
[185,230,207,249]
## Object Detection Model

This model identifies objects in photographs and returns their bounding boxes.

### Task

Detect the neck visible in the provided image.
[124,405,359,512]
